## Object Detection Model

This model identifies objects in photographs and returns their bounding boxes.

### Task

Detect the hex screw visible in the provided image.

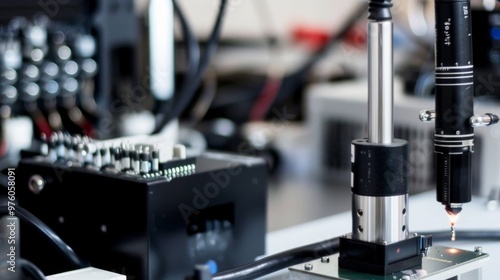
[474,246,483,254]
[29,175,45,194]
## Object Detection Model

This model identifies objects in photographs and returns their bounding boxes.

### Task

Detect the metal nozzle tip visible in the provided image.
[445,204,462,216]
[446,204,462,241]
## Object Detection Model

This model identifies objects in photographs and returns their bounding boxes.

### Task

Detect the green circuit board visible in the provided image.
[289,246,489,280]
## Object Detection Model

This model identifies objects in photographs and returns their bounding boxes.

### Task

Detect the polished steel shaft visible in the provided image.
[354,20,407,244]
[368,21,393,145]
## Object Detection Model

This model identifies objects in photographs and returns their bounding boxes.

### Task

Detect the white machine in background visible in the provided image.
[307,79,500,203]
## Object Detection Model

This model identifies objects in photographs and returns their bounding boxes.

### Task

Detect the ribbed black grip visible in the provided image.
[368,0,393,21]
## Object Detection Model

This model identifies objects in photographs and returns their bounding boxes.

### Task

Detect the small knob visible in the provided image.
[419,110,435,122]
[470,113,499,127]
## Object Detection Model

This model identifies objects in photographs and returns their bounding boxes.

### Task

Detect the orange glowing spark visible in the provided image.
[447,212,460,225]
[448,248,459,254]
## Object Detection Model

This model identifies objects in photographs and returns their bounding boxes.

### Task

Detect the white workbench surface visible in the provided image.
[264,191,500,279]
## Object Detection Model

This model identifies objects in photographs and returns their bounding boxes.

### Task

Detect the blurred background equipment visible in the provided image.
[307,79,500,203]
[2,0,500,279]
[0,0,143,169]
[0,0,271,279]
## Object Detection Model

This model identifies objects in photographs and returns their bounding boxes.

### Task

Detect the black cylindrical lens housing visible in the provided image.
[435,0,474,136]
[434,0,474,206]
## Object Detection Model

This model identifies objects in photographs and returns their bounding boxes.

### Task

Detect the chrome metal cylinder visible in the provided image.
[368,21,394,145]
[352,194,409,244]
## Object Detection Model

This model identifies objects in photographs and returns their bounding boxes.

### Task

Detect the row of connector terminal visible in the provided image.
[39,132,193,179]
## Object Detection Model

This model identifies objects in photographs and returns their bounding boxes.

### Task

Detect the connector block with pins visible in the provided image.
[34,132,196,180]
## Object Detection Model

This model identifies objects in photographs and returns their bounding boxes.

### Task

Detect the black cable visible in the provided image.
[154,0,200,117]
[154,0,228,134]
[0,205,88,269]
[420,230,500,242]
[212,237,339,280]
[19,259,47,280]
[188,67,218,125]
[268,3,367,117]
[173,0,201,102]
[0,173,8,188]
[210,230,500,280]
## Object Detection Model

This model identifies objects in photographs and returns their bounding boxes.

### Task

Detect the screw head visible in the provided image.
[357,209,363,216]
[382,241,388,245]
[28,175,45,194]
[474,246,483,254]
[320,257,330,263]
[413,233,419,237]
[304,263,313,271]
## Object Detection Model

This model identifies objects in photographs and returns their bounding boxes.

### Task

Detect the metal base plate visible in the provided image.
[289,246,489,280]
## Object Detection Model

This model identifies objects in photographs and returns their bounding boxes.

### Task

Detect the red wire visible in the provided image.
[0,140,8,157]
[35,116,53,139]
[249,78,282,121]
[81,118,95,138]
